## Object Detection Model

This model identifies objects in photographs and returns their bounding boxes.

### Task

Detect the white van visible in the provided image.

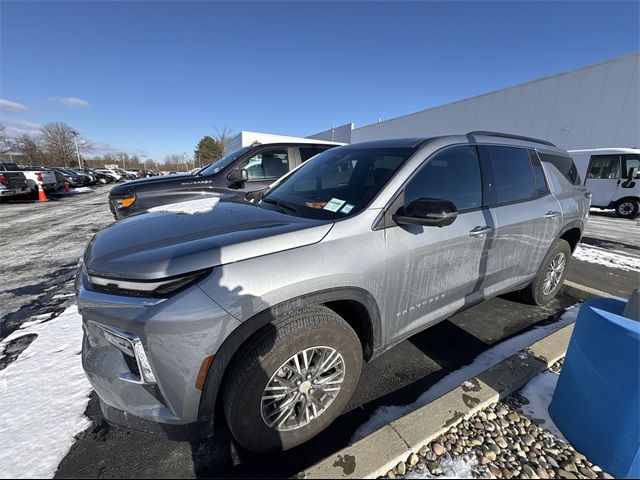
[569,148,640,218]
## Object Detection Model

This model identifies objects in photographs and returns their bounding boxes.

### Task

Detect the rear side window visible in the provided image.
[406,145,482,212]
[486,146,535,204]
[539,152,581,185]
[586,155,622,179]
[529,150,549,196]
[622,154,640,178]
[299,146,330,163]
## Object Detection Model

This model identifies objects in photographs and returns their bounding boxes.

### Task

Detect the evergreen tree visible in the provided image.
[194,135,224,167]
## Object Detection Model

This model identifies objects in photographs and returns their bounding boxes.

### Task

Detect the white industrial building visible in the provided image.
[226,130,343,152]
[234,53,638,152]
[348,53,639,149]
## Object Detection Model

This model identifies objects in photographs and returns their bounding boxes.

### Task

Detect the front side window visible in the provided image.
[487,146,535,204]
[238,148,291,181]
[622,154,640,178]
[262,146,416,219]
[405,146,482,212]
[587,155,621,179]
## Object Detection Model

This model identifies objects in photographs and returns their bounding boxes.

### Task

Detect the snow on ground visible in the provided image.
[351,306,579,442]
[403,454,477,479]
[518,370,567,441]
[573,244,640,272]
[53,187,94,195]
[0,305,92,479]
[148,196,220,214]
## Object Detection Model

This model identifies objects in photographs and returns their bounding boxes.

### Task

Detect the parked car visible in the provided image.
[0,162,57,198]
[0,169,29,202]
[95,169,122,182]
[108,142,341,219]
[50,168,91,187]
[77,132,589,452]
[569,148,640,218]
[78,168,116,184]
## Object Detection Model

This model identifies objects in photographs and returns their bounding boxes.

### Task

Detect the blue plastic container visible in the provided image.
[549,297,640,479]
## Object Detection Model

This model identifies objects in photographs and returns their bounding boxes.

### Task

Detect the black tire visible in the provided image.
[614,198,640,219]
[520,239,572,306]
[222,305,363,453]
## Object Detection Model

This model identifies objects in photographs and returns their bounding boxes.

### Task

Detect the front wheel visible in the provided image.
[615,199,640,219]
[520,239,572,306]
[222,305,363,452]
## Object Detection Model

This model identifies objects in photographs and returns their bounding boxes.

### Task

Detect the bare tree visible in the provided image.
[41,122,76,167]
[213,126,235,154]
[13,134,43,165]
[0,123,14,154]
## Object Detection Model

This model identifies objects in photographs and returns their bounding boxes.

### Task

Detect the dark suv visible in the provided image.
[108,142,340,219]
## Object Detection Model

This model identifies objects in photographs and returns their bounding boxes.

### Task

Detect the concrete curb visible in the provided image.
[299,281,611,479]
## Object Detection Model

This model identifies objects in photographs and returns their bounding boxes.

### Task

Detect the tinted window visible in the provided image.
[622,154,640,178]
[587,155,621,179]
[539,152,581,185]
[237,148,291,181]
[405,146,482,211]
[263,146,416,220]
[486,146,535,204]
[529,150,549,195]
[299,146,331,162]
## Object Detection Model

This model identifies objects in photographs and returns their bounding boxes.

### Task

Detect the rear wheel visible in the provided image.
[520,239,572,306]
[222,305,363,452]
[615,199,639,219]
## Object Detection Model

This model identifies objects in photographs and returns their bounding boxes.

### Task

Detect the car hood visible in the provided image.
[85,198,333,280]
[110,174,186,194]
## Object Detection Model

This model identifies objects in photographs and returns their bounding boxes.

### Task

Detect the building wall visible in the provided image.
[352,53,640,150]
[226,131,343,152]
[307,123,354,143]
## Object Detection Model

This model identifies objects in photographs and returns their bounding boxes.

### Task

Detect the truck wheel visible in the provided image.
[615,199,639,219]
[223,305,363,453]
[520,239,572,306]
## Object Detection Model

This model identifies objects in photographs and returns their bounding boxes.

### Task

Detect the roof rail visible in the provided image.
[467,131,557,148]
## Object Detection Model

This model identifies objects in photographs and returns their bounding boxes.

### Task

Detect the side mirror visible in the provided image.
[227,169,248,186]
[393,197,458,228]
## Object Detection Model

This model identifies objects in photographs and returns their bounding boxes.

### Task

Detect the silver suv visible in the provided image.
[77,132,590,452]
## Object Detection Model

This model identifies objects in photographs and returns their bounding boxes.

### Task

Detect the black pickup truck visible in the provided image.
[108,142,340,219]
[0,166,29,203]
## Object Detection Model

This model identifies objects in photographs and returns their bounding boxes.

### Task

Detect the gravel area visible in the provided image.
[383,360,612,480]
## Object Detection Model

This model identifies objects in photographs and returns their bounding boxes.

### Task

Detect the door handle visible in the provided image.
[469,226,493,237]
[544,211,561,219]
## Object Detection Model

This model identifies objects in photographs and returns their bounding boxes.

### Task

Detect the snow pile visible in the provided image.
[573,244,640,272]
[351,306,578,442]
[518,370,567,441]
[403,454,477,479]
[148,196,220,215]
[0,305,92,478]
[54,187,93,195]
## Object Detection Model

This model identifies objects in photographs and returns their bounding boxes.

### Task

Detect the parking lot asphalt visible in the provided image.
[0,186,637,478]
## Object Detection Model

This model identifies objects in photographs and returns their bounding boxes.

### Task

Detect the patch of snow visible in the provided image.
[518,370,567,441]
[351,306,579,442]
[54,187,93,195]
[402,454,477,479]
[573,244,640,272]
[148,196,220,215]
[0,305,92,478]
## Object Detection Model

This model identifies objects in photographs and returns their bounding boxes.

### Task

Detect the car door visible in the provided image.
[231,146,295,191]
[383,145,493,342]
[584,154,622,207]
[481,146,562,295]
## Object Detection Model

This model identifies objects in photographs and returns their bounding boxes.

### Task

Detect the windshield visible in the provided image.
[261,146,416,220]
[198,146,252,176]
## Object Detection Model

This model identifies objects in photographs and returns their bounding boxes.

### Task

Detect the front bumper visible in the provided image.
[76,269,241,434]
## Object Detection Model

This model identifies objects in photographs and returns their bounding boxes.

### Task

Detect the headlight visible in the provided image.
[87,268,211,298]
[115,194,136,208]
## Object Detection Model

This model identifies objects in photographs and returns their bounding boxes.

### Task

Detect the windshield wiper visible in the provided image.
[262,198,298,215]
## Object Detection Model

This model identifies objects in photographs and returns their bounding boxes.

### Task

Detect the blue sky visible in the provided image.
[1,1,638,161]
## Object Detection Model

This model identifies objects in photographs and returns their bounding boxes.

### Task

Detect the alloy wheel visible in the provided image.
[543,252,566,295]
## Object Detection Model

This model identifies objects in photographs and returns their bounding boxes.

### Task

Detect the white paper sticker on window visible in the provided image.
[323,198,346,212]
[340,203,355,214]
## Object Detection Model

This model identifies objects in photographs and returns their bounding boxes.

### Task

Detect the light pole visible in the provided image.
[71,130,82,168]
